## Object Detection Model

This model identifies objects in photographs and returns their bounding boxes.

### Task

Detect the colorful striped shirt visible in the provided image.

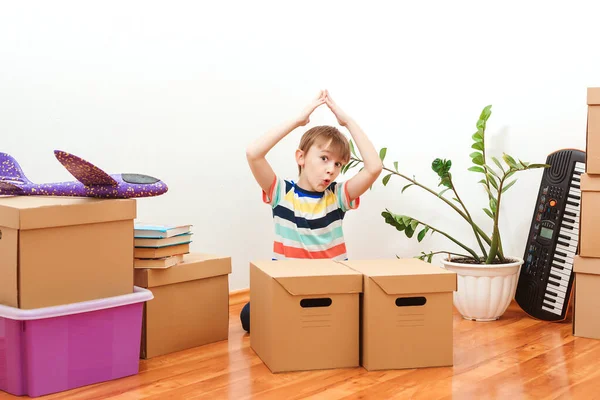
[262,175,360,260]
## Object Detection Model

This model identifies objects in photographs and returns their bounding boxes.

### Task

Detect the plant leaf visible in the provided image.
[452,197,460,203]
[527,163,551,169]
[382,211,406,231]
[401,183,413,193]
[417,227,429,242]
[470,151,483,159]
[379,148,387,162]
[471,142,484,151]
[349,140,357,157]
[492,156,505,173]
[480,105,492,121]
[438,187,451,197]
[490,197,498,213]
[487,174,499,190]
[502,179,517,193]
[468,166,485,173]
[405,225,415,238]
[394,161,399,172]
[483,208,494,219]
[382,173,392,186]
[486,167,500,179]
[472,132,483,142]
[472,155,484,165]
[410,220,419,231]
[502,153,518,169]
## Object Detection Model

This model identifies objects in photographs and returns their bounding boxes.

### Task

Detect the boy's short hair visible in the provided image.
[298,126,351,175]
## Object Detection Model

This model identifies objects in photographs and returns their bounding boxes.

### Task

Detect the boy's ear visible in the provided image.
[295,149,305,167]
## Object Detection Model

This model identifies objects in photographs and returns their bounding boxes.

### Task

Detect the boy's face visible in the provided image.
[296,140,346,192]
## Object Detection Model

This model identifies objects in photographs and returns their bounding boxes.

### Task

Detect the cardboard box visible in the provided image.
[587,88,600,174]
[573,256,600,339]
[135,253,231,359]
[340,259,457,370]
[250,259,363,373]
[0,197,136,309]
[579,174,600,257]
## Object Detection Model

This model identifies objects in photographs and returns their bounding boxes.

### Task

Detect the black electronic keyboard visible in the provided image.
[515,149,585,321]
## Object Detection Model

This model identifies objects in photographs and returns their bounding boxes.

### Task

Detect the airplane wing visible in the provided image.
[54,150,118,187]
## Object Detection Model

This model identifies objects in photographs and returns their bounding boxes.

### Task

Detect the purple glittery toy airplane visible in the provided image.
[0,150,168,198]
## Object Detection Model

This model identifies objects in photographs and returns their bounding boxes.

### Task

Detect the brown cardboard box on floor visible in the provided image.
[573,256,600,339]
[579,174,600,257]
[588,88,600,174]
[340,258,457,371]
[135,253,231,359]
[0,196,136,309]
[250,259,363,373]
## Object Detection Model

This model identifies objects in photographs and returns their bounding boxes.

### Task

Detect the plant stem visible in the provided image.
[376,162,496,250]
[449,176,488,259]
[409,217,480,261]
[486,171,509,263]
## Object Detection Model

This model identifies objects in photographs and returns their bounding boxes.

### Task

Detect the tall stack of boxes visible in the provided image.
[0,197,146,397]
[249,258,457,373]
[573,87,600,339]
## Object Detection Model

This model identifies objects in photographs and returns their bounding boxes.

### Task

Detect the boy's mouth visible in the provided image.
[322,179,331,185]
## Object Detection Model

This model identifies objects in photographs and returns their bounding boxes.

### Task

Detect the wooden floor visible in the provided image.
[3,299,600,399]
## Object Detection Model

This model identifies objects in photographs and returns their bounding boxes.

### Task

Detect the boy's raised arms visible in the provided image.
[246,91,326,195]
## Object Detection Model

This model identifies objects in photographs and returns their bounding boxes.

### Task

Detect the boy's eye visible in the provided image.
[321,156,328,161]
[335,162,342,168]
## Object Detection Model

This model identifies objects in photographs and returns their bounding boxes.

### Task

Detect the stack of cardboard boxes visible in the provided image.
[573,87,600,339]
[249,258,457,372]
[131,222,233,358]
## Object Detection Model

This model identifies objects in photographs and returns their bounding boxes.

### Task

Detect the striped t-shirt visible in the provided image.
[262,175,360,260]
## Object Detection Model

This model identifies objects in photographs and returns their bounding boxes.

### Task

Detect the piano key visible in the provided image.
[564,210,577,217]
[551,267,571,280]
[546,286,565,300]
[542,305,562,316]
[548,276,568,293]
[544,296,557,304]
[556,245,576,257]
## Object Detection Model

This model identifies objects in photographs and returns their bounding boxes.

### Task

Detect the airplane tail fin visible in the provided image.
[0,152,32,185]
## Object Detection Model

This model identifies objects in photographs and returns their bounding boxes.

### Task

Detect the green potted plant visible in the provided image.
[344,105,549,321]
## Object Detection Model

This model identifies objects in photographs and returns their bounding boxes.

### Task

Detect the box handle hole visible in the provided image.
[300,298,332,308]
[396,297,427,307]
[0,229,2,240]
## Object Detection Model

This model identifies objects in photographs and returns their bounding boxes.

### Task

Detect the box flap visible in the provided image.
[0,197,136,230]
[250,259,363,296]
[135,253,231,288]
[339,258,457,294]
[574,256,600,275]
[588,88,600,105]
[580,174,600,192]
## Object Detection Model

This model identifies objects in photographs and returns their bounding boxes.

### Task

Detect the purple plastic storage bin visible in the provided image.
[0,286,153,398]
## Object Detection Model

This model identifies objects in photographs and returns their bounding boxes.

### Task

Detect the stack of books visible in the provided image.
[133,223,193,269]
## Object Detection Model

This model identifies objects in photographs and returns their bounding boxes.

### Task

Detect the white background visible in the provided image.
[1,1,596,290]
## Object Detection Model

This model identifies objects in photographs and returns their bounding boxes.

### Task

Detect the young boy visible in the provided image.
[241,90,382,332]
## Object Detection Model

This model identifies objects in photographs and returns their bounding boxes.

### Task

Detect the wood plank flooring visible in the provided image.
[2,299,600,399]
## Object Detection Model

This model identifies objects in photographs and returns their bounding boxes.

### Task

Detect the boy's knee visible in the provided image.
[240,302,250,333]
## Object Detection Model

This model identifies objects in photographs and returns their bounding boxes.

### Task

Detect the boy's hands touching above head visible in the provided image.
[324,90,352,127]
[296,90,327,127]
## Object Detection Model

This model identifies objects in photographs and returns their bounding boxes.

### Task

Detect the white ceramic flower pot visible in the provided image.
[440,257,523,321]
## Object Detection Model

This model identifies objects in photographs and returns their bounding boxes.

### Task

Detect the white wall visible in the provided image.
[1,1,597,290]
